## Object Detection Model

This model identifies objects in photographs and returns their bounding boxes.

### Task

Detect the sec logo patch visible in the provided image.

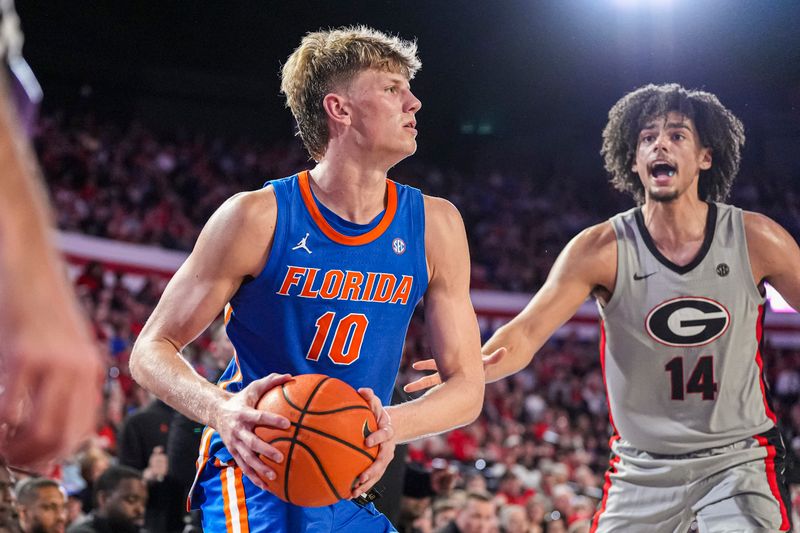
[392,237,406,255]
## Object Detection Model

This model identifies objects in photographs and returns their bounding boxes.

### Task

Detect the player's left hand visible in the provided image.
[350,387,394,499]
[403,347,506,393]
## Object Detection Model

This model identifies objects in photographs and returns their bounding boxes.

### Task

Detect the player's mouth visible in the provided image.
[648,160,677,184]
[404,120,417,135]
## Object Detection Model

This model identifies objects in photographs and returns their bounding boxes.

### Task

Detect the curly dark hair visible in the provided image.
[601,84,745,204]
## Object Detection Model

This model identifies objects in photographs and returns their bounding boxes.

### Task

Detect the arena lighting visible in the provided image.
[612,0,676,8]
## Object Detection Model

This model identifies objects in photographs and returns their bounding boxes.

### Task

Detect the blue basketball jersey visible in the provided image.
[191,170,427,515]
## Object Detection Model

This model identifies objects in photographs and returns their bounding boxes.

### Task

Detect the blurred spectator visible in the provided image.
[67,466,146,533]
[15,478,67,533]
[432,499,458,531]
[117,395,174,533]
[75,446,110,515]
[496,471,534,506]
[0,459,20,533]
[398,464,436,533]
[498,504,528,533]
[436,491,496,533]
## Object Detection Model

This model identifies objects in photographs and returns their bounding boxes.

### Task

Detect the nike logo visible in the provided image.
[633,272,657,281]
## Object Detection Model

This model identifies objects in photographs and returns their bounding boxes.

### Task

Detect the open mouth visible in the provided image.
[650,162,676,178]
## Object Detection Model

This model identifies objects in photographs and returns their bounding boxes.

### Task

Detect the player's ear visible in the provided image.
[699,147,712,170]
[322,92,350,127]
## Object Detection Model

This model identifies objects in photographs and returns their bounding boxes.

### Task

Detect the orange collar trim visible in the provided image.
[298,170,397,246]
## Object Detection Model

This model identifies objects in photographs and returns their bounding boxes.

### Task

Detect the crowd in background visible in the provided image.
[4,111,800,533]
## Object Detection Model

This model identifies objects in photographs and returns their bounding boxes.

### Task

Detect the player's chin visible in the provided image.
[648,189,680,203]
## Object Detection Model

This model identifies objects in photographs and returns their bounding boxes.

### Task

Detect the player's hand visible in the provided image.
[0,314,104,467]
[143,445,169,483]
[351,387,394,499]
[214,373,293,491]
[402,347,506,394]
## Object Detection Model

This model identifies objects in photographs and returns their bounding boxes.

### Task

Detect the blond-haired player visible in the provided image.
[130,26,484,532]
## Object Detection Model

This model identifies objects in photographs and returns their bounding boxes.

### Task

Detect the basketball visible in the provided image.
[254,374,379,507]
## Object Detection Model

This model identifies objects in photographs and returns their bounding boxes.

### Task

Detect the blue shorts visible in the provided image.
[192,457,397,533]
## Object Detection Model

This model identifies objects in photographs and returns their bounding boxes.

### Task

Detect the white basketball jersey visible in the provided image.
[597,203,776,454]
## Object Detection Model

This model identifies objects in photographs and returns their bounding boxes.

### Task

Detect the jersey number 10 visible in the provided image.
[306,311,369,365]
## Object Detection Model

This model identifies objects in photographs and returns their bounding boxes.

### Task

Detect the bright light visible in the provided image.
[766,283,797,313]
[612,0,676,8]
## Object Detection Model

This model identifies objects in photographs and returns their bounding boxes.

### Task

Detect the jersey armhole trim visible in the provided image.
[599,217,624,316]
[735,206,767,304]
[253,181,286,284]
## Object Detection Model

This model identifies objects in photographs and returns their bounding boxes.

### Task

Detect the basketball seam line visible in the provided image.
[284,377,337,503]
[269,437,342,502]
[281,389,370,415]
[293,405,372,416]
[287,421,377,462]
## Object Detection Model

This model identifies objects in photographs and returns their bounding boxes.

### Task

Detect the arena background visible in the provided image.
[13,1,800,532]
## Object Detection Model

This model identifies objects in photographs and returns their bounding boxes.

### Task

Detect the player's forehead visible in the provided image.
[639,111,695,132]
[350,67,410,88]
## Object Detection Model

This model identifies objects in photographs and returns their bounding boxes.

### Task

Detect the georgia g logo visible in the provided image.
[645,297,730,347]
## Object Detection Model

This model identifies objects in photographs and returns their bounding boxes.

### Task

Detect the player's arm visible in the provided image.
[387,197,486,443]
[405,222,617,392]
[744,211,800,312]
[129,188,290,490]
[0,73,103,466]
[481,222,616,382]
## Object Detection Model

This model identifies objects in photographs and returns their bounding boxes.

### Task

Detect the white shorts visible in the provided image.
[590,427,791,533]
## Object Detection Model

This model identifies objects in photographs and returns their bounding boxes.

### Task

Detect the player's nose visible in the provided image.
[653,130,670,151]
[406,90,421,114]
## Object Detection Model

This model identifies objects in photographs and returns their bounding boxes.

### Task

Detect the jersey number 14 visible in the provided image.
[665,355,718,400]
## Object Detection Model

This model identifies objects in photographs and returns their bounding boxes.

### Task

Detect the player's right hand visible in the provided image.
[214,373,293,491]
[402,347,506,394]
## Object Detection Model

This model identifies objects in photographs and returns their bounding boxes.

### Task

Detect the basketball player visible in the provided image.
[0,1,103,466]
[129,26,484,532]
[406,84,800,531]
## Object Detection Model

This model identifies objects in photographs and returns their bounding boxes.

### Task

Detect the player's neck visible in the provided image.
[641,195,709,251]
[308,157,390,224]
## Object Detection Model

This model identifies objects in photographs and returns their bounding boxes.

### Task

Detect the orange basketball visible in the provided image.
[254,374,378,507]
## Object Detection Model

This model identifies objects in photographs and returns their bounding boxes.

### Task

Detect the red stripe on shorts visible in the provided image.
[754,435,790,531]
[590,435,620,533]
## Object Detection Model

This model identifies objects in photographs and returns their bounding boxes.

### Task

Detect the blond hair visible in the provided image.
[280,25,421,160]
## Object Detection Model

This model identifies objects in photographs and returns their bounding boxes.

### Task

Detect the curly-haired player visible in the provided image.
[408,84,800,532]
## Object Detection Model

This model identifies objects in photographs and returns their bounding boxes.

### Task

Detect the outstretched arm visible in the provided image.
[130,189,291,490]
[406,222,616,391]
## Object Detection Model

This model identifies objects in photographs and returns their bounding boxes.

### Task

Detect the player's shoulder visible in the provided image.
[422,194,460,218]
[570,220,616,255]
[213,185,277,233]
[741,209,789,248]
[422,194,464,232]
